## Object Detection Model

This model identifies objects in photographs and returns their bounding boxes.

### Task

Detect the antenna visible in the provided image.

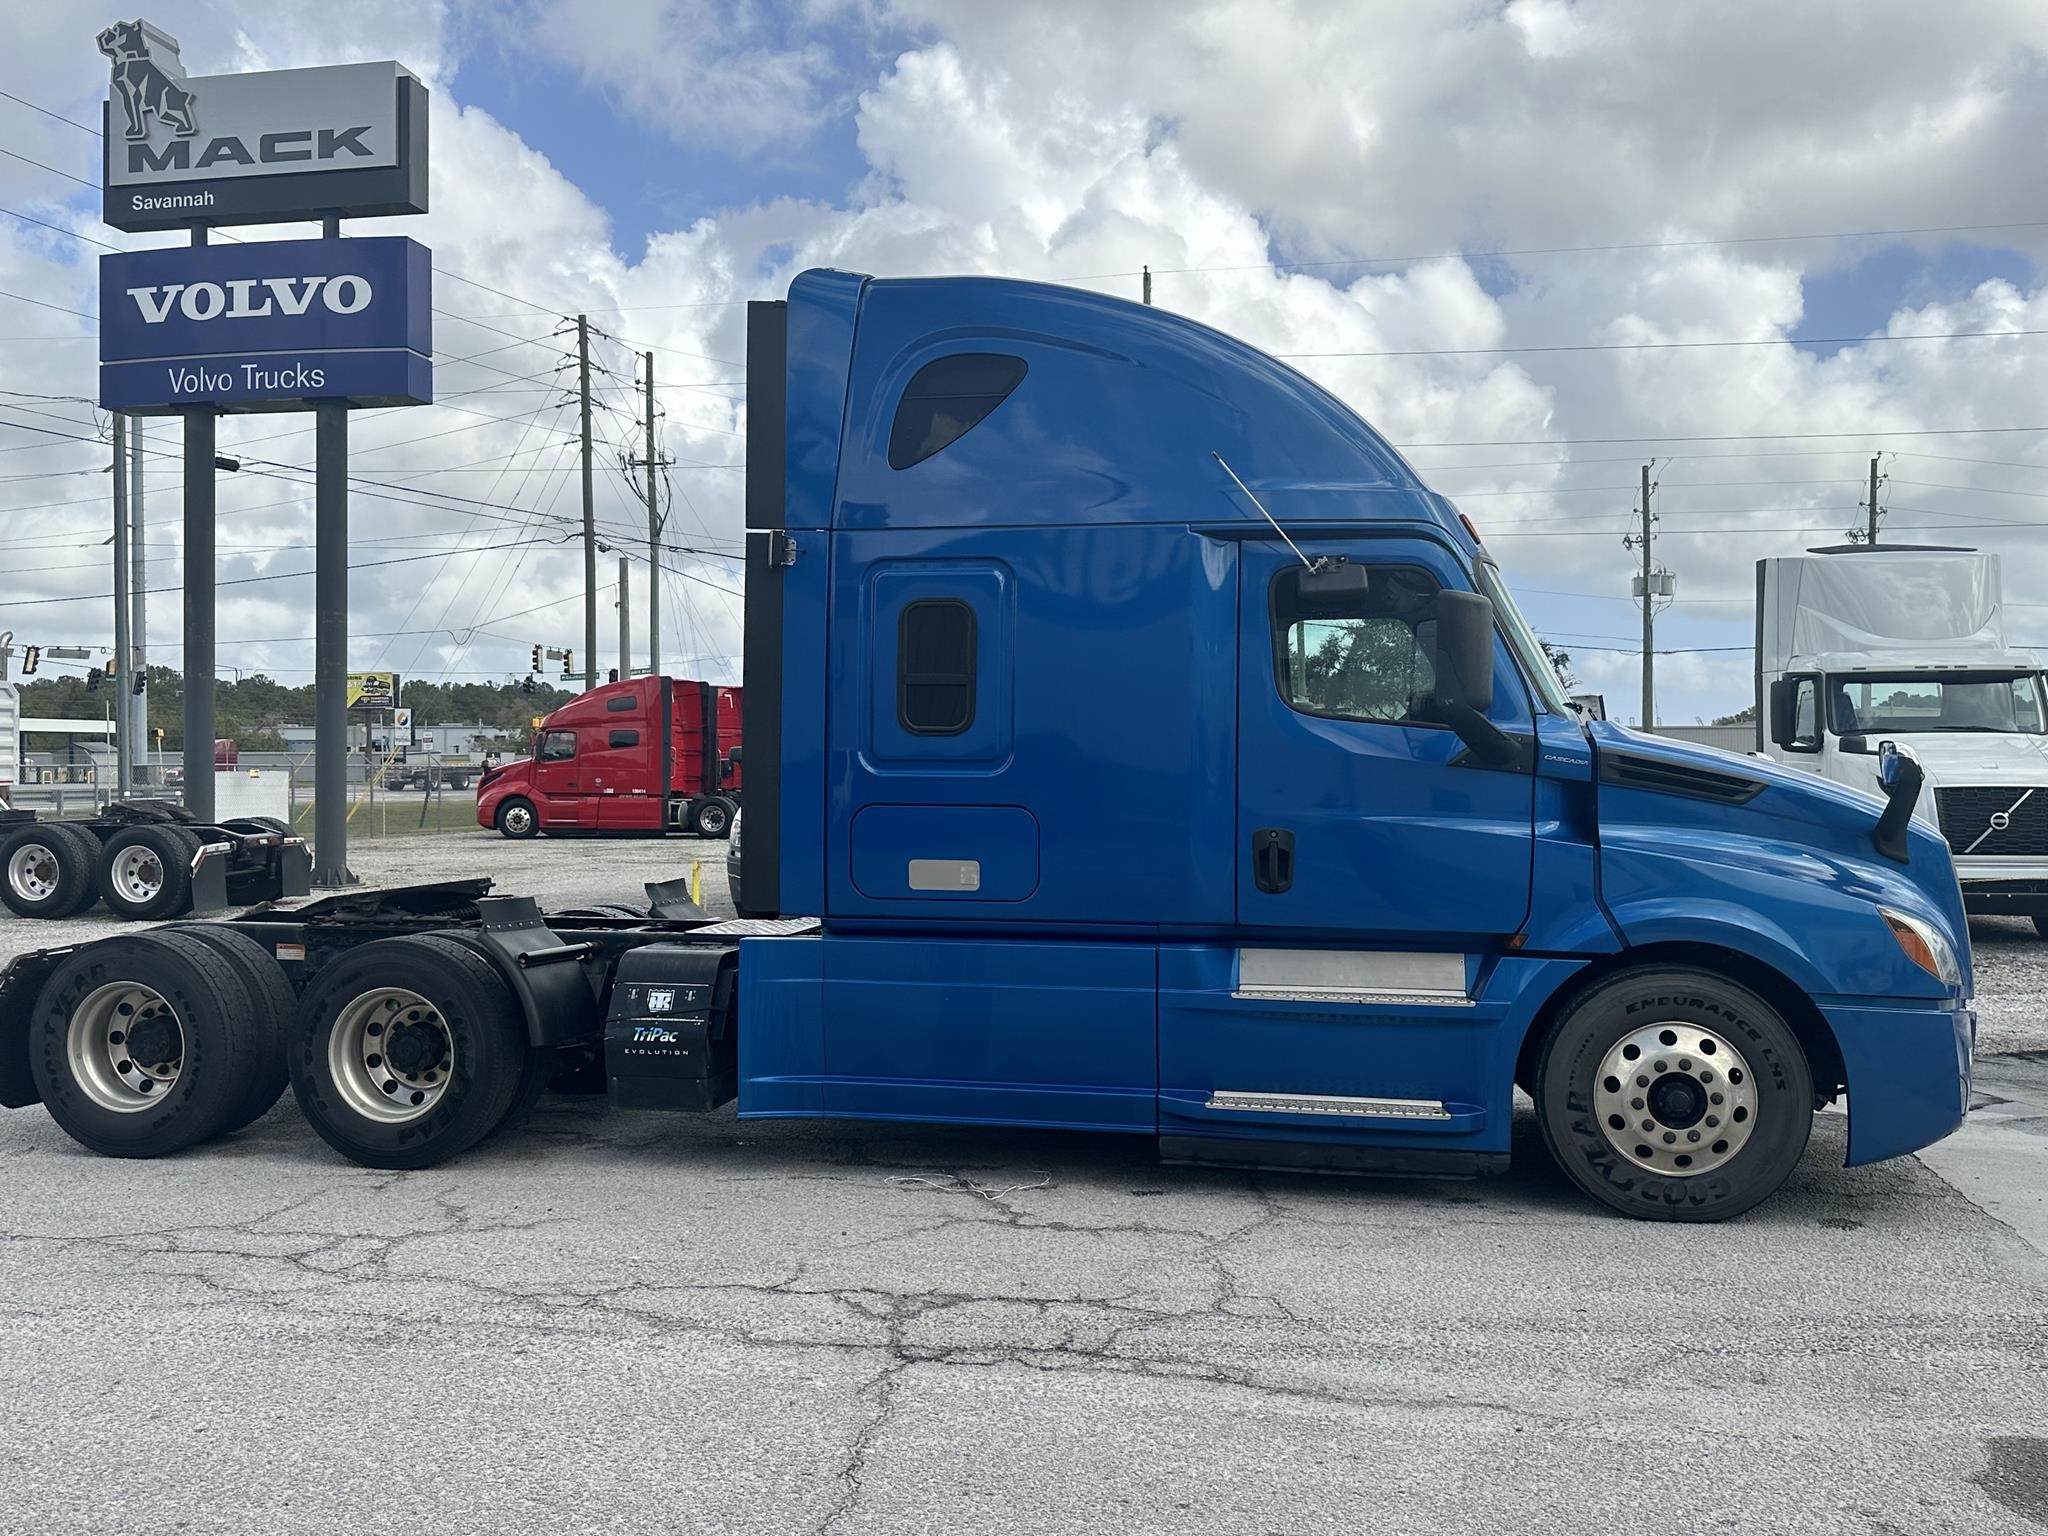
[1213,453,1313,569]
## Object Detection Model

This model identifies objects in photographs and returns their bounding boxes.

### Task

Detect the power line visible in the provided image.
[1277,328,2048,361]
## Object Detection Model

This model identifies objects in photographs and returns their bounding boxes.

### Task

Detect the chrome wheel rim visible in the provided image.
[67,982,183,1113]
[8,842,61,902]
[502,805,532,835]
[328,987,454,1124]
[699,805,728,835]
[110,844,166,904]
[1593,1022,1760,1177]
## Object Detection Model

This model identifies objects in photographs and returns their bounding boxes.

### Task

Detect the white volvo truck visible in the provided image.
[1758,545,2048,934]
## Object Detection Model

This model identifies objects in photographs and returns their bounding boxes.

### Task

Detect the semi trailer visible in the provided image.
[475,675,742,839]
[0,269,1976,1222]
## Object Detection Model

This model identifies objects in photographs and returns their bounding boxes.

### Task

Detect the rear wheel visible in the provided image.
[691,797,734,839]
[496,797,538,840]
[1535,966,1812,1222]
[95,824,200,920]
[288,934,532,1169]
[0,824,99,919]
[30,931,265,1158]
[163,924,294,1135]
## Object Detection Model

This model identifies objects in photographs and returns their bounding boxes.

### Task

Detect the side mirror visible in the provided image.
[1838,733,1869,755]
[1872,740,1925,863]
[1432,591,1495,715]
[1767,677,1798,748]
[1431,591,1516,767]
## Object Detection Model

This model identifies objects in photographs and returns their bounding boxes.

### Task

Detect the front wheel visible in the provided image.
[1535,966,1812,1222]
[691,797,734,839]
[496,798,538,840]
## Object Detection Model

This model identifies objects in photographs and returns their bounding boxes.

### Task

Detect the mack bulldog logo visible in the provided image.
[97,19,197,144]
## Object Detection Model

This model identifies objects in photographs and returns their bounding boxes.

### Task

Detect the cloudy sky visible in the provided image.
[8,0,2048,722]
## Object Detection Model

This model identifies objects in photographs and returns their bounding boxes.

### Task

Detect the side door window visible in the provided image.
[537,730,576,762]
[1272,563,1441,727]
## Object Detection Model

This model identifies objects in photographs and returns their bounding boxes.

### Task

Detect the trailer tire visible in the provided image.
[691,797,735,839]
[164,925,294,1135]
[0,823,100,919]
[288,934,530,1170]
[95,824,200,921]
[496,798,539,840]
[30,930,265,1158]
[1535,966,1812,1223]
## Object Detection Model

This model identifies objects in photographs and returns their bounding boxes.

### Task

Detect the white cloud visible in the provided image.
[8,0,2048,727]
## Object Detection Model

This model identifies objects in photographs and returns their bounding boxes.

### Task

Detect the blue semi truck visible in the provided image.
[0,270,1974,1221]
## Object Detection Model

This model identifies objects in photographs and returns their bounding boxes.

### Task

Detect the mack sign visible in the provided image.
[98,19,427,232]
[99,236,433,414]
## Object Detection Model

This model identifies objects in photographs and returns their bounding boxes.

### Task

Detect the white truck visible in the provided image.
[1758,545,2048,933]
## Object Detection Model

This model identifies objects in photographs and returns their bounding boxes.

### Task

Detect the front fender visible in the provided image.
[1600,827,1955,1002]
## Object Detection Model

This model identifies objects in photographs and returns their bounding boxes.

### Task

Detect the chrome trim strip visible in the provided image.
[1206,1090,1453,1120]
[1230,986,1476,1007]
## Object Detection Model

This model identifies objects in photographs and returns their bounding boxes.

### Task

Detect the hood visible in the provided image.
[1880,730,2048,786]
[1589,723,1970,989]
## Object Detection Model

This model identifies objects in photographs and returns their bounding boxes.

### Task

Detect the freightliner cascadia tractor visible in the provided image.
[0,269,1974,1222]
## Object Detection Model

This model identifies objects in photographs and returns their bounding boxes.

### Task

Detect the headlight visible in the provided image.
[1879,907,1962,988]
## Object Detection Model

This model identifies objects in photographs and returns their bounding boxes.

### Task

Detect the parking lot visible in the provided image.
[0,835,2044,1534]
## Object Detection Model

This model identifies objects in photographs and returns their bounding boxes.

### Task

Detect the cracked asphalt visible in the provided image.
[0,836,2045,1534]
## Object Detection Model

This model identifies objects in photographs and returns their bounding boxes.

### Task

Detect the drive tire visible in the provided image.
[31,930,265,1158]
[95,824,200,921]
[0,823,100,919]
[691,797,735,839]
[1535,966,1812,1223]
[288,934,529,1170]
[496,797,539,840]
[2032,914,2048,941]
[164,924,294,1135]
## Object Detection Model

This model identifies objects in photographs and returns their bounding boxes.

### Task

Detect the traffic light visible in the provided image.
[530,645,543,673]
[607,668,619,684]
[561,649,573,677]
[153,727,164,742]
[20,645,38,676]
[132,670,146,695]
[85,667,103,692]
[520,675,536,695]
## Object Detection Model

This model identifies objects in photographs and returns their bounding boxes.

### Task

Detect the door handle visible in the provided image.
[1252,827,1295,894]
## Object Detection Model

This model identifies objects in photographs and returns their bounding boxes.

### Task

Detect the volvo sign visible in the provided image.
[98,20,427,232]
[99,236,433,413]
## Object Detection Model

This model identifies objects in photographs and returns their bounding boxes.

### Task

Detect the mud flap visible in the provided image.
[645,877,713,923]
[189,845,232,914]
[0,951,64,1109]
[277,840,311,899]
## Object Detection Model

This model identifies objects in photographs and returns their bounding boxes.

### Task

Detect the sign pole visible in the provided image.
[182,225,216,822]
[112,413,132,799]
[313,213,353,886]
[129,416,147,783]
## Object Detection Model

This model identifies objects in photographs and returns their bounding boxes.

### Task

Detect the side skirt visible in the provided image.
[1159,1134,1509,1180]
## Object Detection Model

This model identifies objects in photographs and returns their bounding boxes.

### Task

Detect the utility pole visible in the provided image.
[618,556,631,680]
[112,414,132,798]
[644,350,661,680]
[129,416,146,782]
[1623,463,1665,729]
[578,315,598,691]
[1867,455,1881,545]
[1142,266,1152,305]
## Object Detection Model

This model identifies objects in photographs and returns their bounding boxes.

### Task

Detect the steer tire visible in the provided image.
[288,934,529,1170]
[95,824,200,921]
[691,798,735,839]
[164,924,295,1136]
[496,797,539,841]
[30,930,266,1159]
[0,824,100,919]
[1536,966,1812,1223]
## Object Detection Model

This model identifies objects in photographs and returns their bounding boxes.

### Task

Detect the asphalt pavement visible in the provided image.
[0,836,2044,1534]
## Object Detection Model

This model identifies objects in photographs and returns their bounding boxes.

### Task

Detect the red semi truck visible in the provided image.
[474,677,742,839]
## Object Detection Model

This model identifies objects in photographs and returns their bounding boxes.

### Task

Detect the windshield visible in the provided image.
[1827,673,2047,735]
[1477,559,1571,715]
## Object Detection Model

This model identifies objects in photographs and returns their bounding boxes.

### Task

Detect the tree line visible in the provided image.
[17,668,582,752]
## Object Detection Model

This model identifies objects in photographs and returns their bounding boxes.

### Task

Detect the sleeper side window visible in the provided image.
[888,354,1028,470]
[1270,564,1441,726]
[608,729,640,749]
[538,730,577,762]
[606,695,635,713]
[898,599,977,735]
